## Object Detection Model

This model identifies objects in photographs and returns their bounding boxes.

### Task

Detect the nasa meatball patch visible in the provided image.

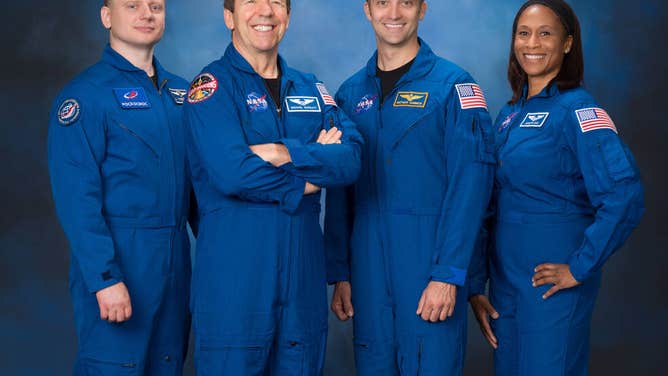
[188,73,218,104]
[57,99,81,126]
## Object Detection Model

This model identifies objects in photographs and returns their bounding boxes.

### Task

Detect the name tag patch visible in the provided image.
[113,87,151,109]
[393,91,429,108]
[285,96,321,112]
[520,112,549,128]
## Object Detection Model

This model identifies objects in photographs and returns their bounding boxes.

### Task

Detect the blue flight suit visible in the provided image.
[468,84,645,376]
[325,40,495,375]
[184,43,362,375]
[48,45,193,375]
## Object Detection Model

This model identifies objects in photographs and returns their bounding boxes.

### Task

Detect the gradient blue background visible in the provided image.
[1,0,665,374]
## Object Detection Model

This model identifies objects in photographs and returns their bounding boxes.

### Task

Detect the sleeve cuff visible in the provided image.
[430,264,467,287]
[567,255,589,283]
[281,138,319,168]
[326,267,350,285]
[83,265,124,294]
[280,175,307,214]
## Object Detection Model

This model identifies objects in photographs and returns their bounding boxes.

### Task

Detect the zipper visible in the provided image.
[115,122,159,158]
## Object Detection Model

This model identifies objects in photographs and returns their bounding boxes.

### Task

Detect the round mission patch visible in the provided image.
[57,99,81,126]
[187,73,218,104]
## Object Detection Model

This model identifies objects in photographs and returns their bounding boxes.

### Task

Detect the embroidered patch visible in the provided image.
[168,88,187,105]
[355,94,378,114]
[455,83,488,110]
[393,91,429,108]
[316,83,337,106]
[187,73,218,104]
[246,92,269,113]
[285,96,321,112]
[113,88,151,109]
[498,111,519,132]
[575,108,617,134]
[57,99,80,126]
[520,112,550,128]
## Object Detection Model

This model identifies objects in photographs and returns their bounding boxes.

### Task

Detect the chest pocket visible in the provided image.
[242,109,280,145]
[387,94,442,150]
[107,110,162,159]
[283,108,324,143]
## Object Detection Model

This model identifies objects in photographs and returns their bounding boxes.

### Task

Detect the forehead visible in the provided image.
[518,5,562,26]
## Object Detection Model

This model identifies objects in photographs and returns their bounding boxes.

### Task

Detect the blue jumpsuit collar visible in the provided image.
[520,82,561,105]
[365,37,437,83]
[102,44,168,81]
[223,43,295,81]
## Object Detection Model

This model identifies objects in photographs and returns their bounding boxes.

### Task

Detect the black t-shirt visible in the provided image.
[149,74,159,89]
[264,77,281,111]
[376,58,415,103]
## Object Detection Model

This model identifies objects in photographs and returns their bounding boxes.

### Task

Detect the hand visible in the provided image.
[304,181,321,195]
[532,263,580,299]
[469,294,499,349]
[96,282,132,323]
[316,127,342,145]
[416,281,457,322]
[249,143,292,167]
[331,281,354,321]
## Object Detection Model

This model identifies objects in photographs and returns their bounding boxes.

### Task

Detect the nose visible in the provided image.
[388,3,401,19]
[258,0,274,17]
[138,3,154,20]
[527,33,540,49]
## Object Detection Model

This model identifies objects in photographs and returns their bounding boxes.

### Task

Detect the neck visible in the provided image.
[376,37,420,71]
[110,39,156,76]
[233,39,280,79]
[527,75,555,99]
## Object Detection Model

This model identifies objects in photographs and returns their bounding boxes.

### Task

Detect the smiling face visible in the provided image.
[513,4,573,90]
[101,0,165,50]
[365,0,426,50]
[224,0,290,58]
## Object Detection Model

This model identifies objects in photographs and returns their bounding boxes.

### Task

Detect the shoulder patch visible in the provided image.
[575,107,617,133]
[393,92,429,108]
[188,73,218,104]
[520,112,549,128]
[316,83,337,106]
[57,99,81,126]
[455,83,488,110]
[168,88,187,105]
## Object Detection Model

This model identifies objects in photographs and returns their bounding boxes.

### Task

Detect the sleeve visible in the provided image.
[430,76,496,287]
[184,71,307,214]
[564,106,645,282]
[467,191,496,298]
[279,82,363,187]
[324,185,355,284]
[47,91,123,294]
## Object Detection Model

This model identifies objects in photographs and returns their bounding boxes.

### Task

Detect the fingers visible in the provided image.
[480,315,498,349]
[534,263,557,272]
[542,285,561,300]
[428,306,441,322]
[99,304,109,321]
[416,292,426,316]
[331,299,349,321]
[317,127,342,144]
[342,296,354,318]
[484,301,500,320]
[316,129,327,143]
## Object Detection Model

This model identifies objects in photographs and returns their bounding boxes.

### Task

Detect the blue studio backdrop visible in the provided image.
[1,0,665,375]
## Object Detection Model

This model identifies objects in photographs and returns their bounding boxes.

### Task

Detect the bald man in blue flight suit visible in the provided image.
[48,1,194,374]
[184,0,362,374]
[325,0,495,374]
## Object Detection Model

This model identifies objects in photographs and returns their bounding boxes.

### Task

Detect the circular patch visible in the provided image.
[246,92,269,113]
[187,73,218,104]
[355,94,377,114]
[57,99,81,126]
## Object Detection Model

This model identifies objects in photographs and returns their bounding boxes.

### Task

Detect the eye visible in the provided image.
[150,4,164,12]
[517,30,529,37]
[540,31,551,37]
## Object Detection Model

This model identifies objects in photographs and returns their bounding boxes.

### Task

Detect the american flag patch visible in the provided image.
[575,108,617,134]
[316,83,337,106]
[455,83,488,110]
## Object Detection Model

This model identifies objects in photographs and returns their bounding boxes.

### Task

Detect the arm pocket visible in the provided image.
[474,113,496,164]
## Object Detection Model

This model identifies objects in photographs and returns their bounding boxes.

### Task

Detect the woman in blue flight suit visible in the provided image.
[468,1,644,375]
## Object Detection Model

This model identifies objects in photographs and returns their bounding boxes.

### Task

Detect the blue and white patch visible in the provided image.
[113,87,151,109]
[355,94,377,114]
[520,112,549,128]
[285,96,321,113]
[57,99,80,126]
[246,92,269,113]
[498,111,519,132]
[168,88,187,105]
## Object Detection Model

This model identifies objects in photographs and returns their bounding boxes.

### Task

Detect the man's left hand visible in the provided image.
[416,281,457,322]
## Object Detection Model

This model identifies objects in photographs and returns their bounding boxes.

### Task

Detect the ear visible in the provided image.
[363,1,372,22]
[223,8,235,31]
[100,5,112,30]
[564,35,574,54]
[419,1,427,21]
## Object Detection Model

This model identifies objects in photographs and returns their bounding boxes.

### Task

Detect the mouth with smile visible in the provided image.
[383,22,405,30]
[523,53,547,61]
[134,26,155,33]
[252,24,276,32]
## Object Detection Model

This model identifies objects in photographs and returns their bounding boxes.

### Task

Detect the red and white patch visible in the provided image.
[187,73,218,104]
[455,83,488,110]
[575,107,617,134]
[316,83,337,107]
